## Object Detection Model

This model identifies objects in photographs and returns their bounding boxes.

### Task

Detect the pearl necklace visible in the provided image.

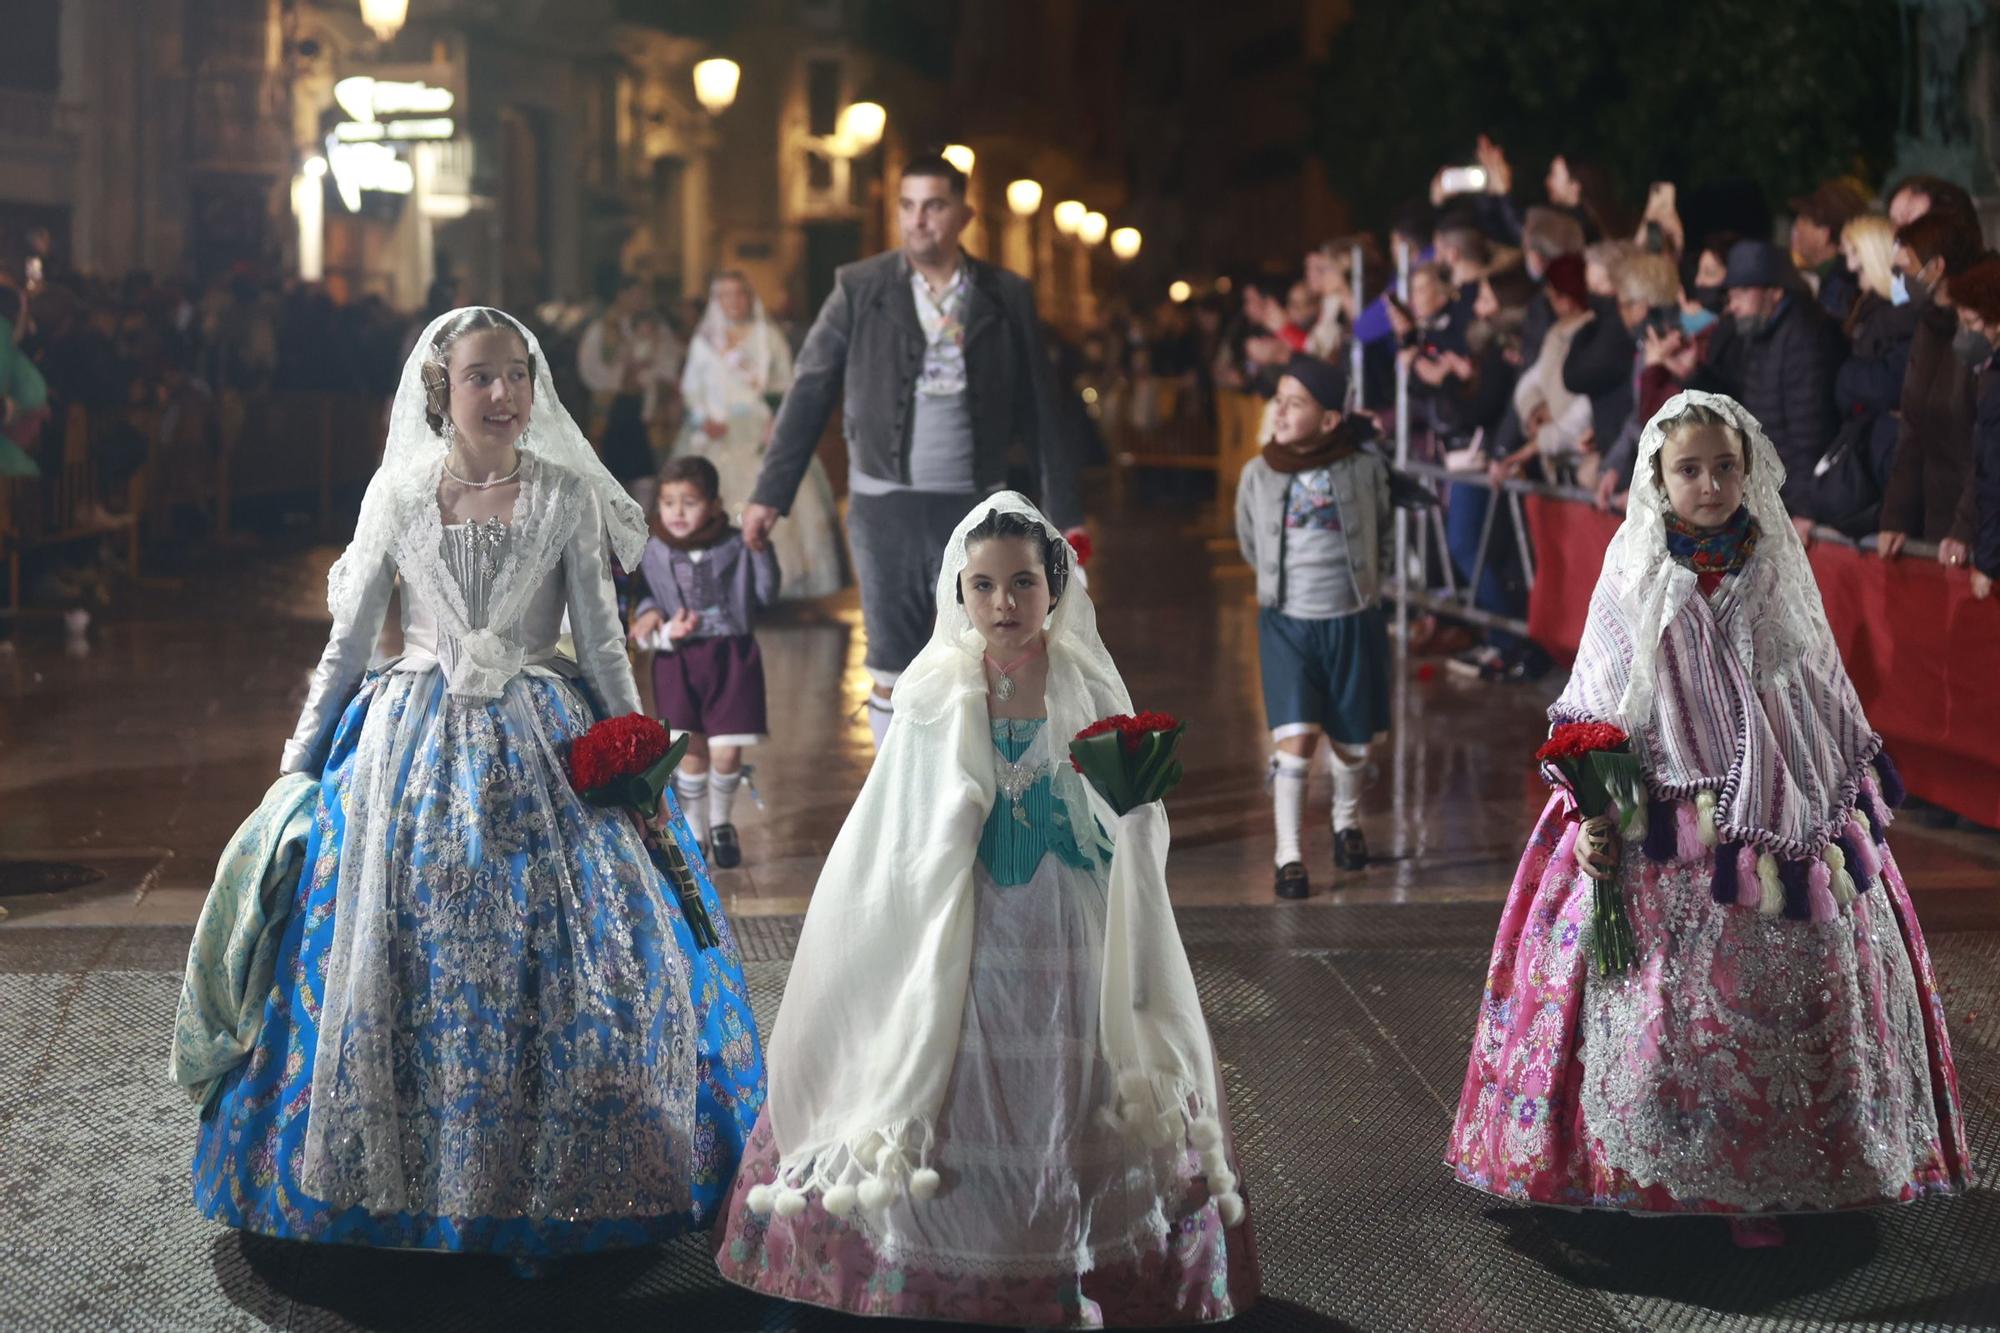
[443,454,522,489]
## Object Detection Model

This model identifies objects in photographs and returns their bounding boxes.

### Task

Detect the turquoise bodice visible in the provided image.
[977,718,1105,887]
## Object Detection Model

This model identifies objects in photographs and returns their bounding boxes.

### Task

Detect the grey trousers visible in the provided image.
[847,488,987,679]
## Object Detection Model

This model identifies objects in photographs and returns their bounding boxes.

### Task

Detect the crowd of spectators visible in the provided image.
[1164,138,1996,680]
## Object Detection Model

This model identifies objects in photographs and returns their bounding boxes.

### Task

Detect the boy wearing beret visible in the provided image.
[1235,355,1394,899]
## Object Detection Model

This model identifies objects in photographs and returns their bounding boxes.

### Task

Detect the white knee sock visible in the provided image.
[867,695,894,750]
[674,771,711,845]
[1270,751,1312,866]
[1328,741,1370,831]
[709,769,742,826]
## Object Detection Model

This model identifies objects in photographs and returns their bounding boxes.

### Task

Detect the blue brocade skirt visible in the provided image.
[191,668,765,1256]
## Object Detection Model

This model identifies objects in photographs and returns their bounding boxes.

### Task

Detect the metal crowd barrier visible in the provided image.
[1,391,387,619]
[1388,457,1943,642]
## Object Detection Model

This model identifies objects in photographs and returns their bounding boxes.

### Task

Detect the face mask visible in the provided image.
[1891,273,1911,307]
[1693,283,1725,313]
[1680,306,1718,337]
[1953,327,1993,369]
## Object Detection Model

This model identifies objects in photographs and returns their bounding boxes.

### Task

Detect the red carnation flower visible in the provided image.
[568,713,673,793]
[1535,721,1630,764]
[1068,530,1094,568]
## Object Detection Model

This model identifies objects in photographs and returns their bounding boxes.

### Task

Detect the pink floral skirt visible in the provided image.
[715,1113,1261,1327]
[1447,789,1975,1214]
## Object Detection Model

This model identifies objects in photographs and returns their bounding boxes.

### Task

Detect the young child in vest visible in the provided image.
[629,455,779,868]
[713,493,1259,1327]
[1235,353,1393,899]
[1447,392,1974,1247]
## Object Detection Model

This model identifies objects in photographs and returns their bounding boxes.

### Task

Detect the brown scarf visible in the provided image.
[1260,417,1371,474]
[652,508,732,550]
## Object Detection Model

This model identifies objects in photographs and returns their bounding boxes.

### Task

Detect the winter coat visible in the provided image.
[1881,299,1978,543]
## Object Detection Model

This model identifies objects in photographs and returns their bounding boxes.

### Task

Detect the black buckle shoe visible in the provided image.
[1333,827,1368,871]
[710,823,742,869]
[1275,861,1310,900]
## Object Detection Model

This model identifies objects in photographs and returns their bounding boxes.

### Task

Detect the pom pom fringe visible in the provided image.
[1756,853,1783,916]
[1674,800,1707,864]
[1643,799,1678,864]
[909,1168,942,1202]
[745,1184,775,1216]
[1778,857,1812,921]
[1211,1169,1239,1196]
[1823,843,1857,908]
[1710,840,1741,904]
[857,1178,893,1213]
[1694,790,1720,849]
[1805,858,1838,922]
[822,1183,860,1218]
[1216,1192,1246,1228]
[773,1190,808,1219]
[1735,845,1762,909]
[1844,817,1880,886]
[1189,1118,1223,1151]
[1873,751,1907,810]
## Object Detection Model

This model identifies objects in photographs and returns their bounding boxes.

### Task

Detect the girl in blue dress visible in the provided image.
[190,307,764,1264]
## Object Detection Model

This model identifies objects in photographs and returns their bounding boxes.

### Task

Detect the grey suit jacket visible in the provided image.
[750,249,1083,530]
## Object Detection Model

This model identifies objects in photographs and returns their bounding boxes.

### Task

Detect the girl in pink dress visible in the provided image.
[1447,391,1975,1248]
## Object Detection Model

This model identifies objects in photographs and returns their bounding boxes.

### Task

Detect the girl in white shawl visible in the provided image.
[672,271,844,599]
[714,493,1259,1326]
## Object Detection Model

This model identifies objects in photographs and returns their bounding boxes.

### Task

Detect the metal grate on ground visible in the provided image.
[0,904,1992,1333]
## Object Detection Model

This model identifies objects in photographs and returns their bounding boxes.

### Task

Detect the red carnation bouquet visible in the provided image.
[1535,721,1645,975]
[1069,711,1185,815]
[567,714,719,949]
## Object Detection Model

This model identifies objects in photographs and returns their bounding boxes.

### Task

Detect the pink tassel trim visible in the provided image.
[1733,845,1762,909]
[1845,816,1880,882]
[1806,859,1838,923]
[1674,801,1706,863]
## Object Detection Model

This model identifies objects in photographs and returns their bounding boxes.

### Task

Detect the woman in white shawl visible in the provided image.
[714,493,1259,1326]
[673,271,844,599]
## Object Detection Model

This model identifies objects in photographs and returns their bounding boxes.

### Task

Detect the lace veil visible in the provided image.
[327,306,647,626]
[1598,390,1832,728]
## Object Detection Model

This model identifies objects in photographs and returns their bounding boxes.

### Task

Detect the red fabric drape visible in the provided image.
[1523,494,2000,827]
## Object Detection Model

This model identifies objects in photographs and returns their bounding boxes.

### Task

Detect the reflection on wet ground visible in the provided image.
[4,492,1997,927]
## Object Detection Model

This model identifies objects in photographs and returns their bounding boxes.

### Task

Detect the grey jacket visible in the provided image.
[633,531,779,643]
[1235,450,1394,612]
[750,249,1083,529]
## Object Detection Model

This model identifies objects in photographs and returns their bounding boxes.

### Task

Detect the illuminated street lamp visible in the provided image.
[1006,179,1044,216]
[692,58,741,115]
[359,0,409,42]
[942,143,975,175]
[1110,227,1142,260]
[1169,280,1191,303]
[1052,200,1086,235]
[1078,211,1108,246]
[836,101,886,154]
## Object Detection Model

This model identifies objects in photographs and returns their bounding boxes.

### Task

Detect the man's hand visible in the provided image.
[1877,530,1907,560]
[1973,569,1993,599]
[703,417,728,440]
[1593,468,1621,512]
[1792,515,1815,547]
[742,502,779,552]
[1938,536,1971,569]
[628,609,664,645]
[666,608,701,641]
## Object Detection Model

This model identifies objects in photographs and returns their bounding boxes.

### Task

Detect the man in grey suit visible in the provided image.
[742,154,1084,748]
